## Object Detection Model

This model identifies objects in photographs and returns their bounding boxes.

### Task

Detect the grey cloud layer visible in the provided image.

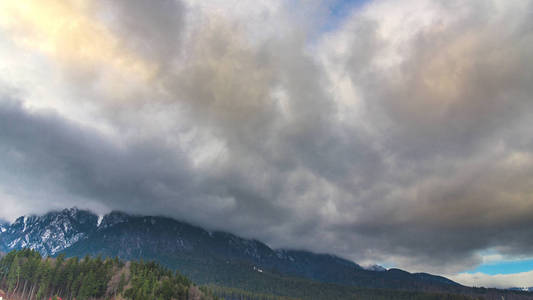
[1,0,533,275]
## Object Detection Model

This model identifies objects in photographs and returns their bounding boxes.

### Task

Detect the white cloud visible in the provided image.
[449,271,533,289]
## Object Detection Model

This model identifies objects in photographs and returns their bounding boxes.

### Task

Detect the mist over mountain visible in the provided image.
[0,208,457,290]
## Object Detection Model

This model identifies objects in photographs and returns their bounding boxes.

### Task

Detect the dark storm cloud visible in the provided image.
[0,95,292,230]
[1,0,533,275]
[0,97,189,213]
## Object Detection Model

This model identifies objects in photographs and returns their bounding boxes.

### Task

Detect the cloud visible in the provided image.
[0,0,533,279]
[449,271,533,289]
[98,0,185,63]
[0,0,157,95]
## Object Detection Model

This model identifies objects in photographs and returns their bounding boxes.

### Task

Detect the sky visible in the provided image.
[0,0,532,289]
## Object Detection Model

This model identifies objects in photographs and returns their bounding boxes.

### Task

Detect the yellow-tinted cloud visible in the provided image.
[177,19,274,124]
[0,0,157,98]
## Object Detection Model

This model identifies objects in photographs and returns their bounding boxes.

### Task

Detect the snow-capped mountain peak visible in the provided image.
[98,211,130,229]
[0,208,98,256]
[365,264,387,272]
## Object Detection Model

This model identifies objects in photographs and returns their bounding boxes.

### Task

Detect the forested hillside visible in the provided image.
[0,249,198,300]
[0,250,531,300]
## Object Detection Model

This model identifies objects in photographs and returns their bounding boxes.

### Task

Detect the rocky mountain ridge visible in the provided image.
[0,208,468,294]
[0,208,97,255]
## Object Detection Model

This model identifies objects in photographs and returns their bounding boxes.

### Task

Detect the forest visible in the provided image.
[0,249,303,300]
[0,249,519,300]
[0,249,196,300]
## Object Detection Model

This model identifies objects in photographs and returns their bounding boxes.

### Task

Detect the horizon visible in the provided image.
[1,0,533,290]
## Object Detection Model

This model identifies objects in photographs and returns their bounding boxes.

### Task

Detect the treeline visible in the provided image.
[0,248,117,299]
[198,271,483,300]
[124,260,191,299]
[199,283,484,300]
[0,249,209,300]
[201,285,300,300]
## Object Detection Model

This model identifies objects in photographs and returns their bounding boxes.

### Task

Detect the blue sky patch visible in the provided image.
[468,258,533,275]
[323,0,370,31]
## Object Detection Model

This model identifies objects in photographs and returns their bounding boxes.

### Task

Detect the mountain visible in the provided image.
[0,209,457,289]
[0,208,97,255]
[366,264,387,272]
[1,208,531,299]
[0,220,7,233]
[63,211,427,289]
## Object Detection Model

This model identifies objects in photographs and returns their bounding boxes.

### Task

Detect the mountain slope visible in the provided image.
[62,212,368,287]
[60,211,461,291]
